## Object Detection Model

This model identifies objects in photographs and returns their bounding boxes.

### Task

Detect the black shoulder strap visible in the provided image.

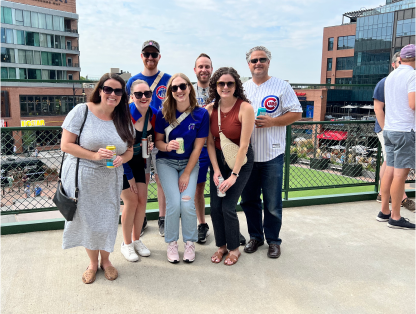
[141,107,152,140]
[58,104,89,201]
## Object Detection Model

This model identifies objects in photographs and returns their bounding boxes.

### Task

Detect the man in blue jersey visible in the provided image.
[373,52,414,214]
[241,46,302,259]
[126,40,171,236]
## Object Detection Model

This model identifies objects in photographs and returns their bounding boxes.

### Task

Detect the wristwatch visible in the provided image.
[232,172,239,177]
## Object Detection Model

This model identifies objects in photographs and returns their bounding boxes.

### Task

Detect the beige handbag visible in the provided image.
[217,101,247,170]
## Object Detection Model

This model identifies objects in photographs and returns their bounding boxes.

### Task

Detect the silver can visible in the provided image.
[176,137,185,154]
[217,176,226,197]
[142,137,149,158]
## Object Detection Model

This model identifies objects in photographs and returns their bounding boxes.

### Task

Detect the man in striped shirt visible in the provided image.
[241,46,302,259]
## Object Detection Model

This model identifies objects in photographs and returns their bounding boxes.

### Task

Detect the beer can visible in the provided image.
[217,176,226,197]
[142,138,149,158]
[106,145,116,168]
[257,107,267,116]
[176,137,185,154]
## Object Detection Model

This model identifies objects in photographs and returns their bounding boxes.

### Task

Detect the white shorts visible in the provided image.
[377,131,386,161]
[145,148,158,175]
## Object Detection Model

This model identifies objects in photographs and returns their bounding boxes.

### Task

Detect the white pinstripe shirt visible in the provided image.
[243,77,302,162]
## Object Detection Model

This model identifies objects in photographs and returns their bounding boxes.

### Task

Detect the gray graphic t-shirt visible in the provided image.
[193,83,209,107]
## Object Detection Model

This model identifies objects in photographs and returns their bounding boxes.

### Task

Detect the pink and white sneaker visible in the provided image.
[183,241,195,263]
[167,241,179,263]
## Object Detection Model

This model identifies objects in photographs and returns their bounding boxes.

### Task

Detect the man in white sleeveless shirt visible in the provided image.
[241,46,302,258]
[380,44,415,230]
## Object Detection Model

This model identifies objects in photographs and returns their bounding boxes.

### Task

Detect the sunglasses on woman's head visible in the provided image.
[102,86,123,96]
[133,91,152,99]
[217,81,235,88]
[171,83,188,92]
[143,52,159,58]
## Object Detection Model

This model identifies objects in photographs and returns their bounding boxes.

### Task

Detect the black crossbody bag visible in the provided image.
[53,105,88,221]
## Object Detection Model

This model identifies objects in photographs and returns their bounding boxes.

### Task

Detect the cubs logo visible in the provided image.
[156,85,167,100]
[188,123,196,130]
[261,95,279,113]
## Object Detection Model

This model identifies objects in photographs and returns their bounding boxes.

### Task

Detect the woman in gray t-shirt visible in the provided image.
[61,73,134,284]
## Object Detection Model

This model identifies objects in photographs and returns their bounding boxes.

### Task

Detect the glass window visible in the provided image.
[47,34,53,48]
[42,69,49,80]
[336,57,354,70]
[59,16,64,32]
[4,8,13,24]
[60,36,65,49]
[53,15,60,31]
[31,12,39,28]
[15,9,24,26]
[33,51,41,65]
[26,32,34,46]
[62,53,66,66]
[1,67,8,79]
[52,53,62,66]
[1,28,5,43]
[1,48,15,63]
[34,33,40,47]
[337,36,355,49]
[6,28,13,44]
[18,50,26,64]
[326,78,331,84]
[328,37,334,51]
[23,11,31,27]
[45,14,53,30]
[19,68,27,79]
[25,50,33,64]
[9,67,16,79]
[21,101,28,116]
[41,52,52,66]
[39,33,47,47]
[38,13,46,29]
[327,58,332,71]
[28,68,41,80]
[16,30,25,45]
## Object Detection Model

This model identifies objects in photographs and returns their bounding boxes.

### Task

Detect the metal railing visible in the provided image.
[1,121,414,215]
[64,28,78,34]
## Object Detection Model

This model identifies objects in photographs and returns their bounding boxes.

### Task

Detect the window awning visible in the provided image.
[317,130,347,141]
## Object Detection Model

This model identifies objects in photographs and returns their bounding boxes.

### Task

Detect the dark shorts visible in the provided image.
[197,147,210,184]
[384,130,415,169]
[123,164,146,190]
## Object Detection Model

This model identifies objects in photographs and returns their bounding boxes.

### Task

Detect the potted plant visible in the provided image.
[342,153,363,177]
[310,146,330,170]
[290,146,298,164]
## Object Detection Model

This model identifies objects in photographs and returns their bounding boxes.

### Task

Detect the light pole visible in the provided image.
[72,83,86,109]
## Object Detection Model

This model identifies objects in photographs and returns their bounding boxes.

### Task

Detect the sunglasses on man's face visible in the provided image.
[133,91,152,99]
[102,86,123,96]
[217,81,235,88]
[250,58,268,64]
[143,52,159,58]
[171,83,188,92]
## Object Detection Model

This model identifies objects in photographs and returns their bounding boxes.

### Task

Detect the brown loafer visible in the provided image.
[100,265,118,281]
[82,267,97,284]
[267,244,281,259]
[244,239,264,253]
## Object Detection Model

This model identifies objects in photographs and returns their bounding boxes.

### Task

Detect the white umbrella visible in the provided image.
[351,145,368,155]
[329,145,345,150]
[341,105,357,119]
[361,105,374,116]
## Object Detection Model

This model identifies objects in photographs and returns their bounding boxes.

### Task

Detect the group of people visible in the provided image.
[373,44,415,229]
[60,40,302,284]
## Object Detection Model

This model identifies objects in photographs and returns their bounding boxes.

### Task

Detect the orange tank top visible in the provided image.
[211,98,243,150]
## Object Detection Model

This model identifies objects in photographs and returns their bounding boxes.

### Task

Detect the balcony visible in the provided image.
[64,28,78,34]
[66,63,79,68]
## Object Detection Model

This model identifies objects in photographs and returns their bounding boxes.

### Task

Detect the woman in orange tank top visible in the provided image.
[205,67,255,266]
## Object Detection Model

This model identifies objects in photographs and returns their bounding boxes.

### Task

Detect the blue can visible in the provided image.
[257,107,267,116]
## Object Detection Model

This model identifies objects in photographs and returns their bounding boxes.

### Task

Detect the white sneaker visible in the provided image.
[183,241,195,263]
[133,239,151,257]
[121,242,139,262]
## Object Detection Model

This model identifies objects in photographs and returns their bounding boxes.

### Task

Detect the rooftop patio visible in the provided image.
[2,199,414,314]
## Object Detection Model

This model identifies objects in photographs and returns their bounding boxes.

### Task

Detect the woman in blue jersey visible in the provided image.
[155,73,209,264]
[120,79,156,262]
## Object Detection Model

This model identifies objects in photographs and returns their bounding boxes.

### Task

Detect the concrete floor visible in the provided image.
[1,200,415,314]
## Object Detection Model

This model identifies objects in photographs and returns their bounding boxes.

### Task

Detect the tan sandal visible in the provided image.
[224,253,240,266]
[82,267,97,284]
[211,250,228,263]
[100,265,118,281]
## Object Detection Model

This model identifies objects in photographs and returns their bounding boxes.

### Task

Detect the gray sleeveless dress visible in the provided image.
[61,103,128,252]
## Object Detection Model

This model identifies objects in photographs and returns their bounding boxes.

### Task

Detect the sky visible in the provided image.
[77,0,385,83]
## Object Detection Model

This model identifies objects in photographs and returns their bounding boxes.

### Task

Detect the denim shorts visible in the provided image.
[384,130,415,169]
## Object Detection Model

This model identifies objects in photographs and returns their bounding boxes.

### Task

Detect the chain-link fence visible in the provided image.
[1,122,414,215]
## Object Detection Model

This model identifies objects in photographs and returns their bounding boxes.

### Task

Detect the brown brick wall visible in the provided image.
[6,0,77,14]
[321,24,356,84]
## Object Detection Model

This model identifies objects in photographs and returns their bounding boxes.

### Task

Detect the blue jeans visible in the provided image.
[156,158,199,243]
[240,154,283,245]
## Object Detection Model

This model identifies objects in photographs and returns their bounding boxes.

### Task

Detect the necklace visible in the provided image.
[219,99,237,118]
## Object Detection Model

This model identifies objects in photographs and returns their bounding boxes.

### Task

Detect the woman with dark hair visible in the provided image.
[60,73,134,284]
[154,73,209,264]
[206,67,255,266]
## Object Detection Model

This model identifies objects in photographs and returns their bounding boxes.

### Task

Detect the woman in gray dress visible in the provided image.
[60,73,134,284]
